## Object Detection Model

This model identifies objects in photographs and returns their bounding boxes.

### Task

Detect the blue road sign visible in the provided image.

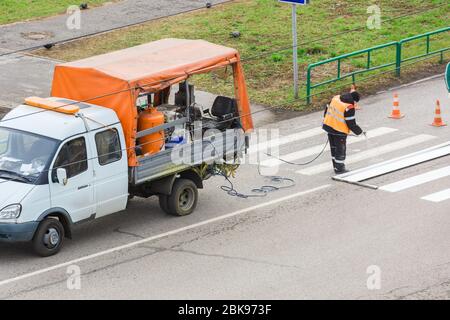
[279,0,310,4]
[445,62,450,93]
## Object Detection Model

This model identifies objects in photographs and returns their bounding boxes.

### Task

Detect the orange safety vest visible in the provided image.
[323,95,354,134]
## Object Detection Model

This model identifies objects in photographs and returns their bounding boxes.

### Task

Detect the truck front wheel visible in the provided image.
[164,178,198,216]
[32,218,65,257]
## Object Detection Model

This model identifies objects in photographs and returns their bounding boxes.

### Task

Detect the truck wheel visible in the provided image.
[32,218,65,257]
[158,194,169,214]
[166,179,198,216]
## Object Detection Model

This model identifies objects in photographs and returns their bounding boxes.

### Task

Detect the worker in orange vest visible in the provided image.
[323,90,365,174]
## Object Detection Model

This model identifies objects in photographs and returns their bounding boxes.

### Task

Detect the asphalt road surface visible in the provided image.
[0,0,229,52]
[0,75,449,299]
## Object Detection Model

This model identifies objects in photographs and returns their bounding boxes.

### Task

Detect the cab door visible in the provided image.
[88,126,128,218]
[49,135,95,222]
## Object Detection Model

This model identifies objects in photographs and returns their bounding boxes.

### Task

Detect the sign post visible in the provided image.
[292,4,299,98]
[279,0,310,99]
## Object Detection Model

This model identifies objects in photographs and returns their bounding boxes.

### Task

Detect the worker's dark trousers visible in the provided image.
[328,133,347,172]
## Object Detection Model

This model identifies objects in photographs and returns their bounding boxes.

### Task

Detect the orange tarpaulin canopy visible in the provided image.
[51,38,254,166]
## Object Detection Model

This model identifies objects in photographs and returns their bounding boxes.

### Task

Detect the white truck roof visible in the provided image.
[0,98,119,140]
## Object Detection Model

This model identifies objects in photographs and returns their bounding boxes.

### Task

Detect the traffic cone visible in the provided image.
[388,93,404,119]
[431,99,446,127]
[351,84,361,110]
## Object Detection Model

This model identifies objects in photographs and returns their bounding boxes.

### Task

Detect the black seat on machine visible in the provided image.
[211,96,237,119]
[201,96,239,132]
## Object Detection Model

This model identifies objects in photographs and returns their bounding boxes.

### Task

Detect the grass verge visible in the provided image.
[33,0,449,109]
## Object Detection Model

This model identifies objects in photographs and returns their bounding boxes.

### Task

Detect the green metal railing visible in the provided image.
[306,27,450,104]
[397,28,449,75]
[306,42,398,104]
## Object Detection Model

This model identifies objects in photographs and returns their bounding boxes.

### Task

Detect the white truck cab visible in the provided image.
[0,99,129,255]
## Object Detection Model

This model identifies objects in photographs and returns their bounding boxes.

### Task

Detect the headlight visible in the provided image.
[0,204,22,219]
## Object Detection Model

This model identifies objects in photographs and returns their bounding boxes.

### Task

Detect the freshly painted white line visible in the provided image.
[421,188,450,202]
[297,134,436,175]
[335,142,450,183]
[380,166,450,192]
[0,184,330,287]
[248,127,323,154]
[261,127,397,167]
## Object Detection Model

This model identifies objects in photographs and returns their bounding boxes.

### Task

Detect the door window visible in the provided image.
[95,129,122,166]
[53,137,88,181]
[0,130,8,155]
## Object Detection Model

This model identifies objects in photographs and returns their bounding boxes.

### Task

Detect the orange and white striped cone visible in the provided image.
[431,99,446,127]
[388,93,404,119]
[350,84,361,110]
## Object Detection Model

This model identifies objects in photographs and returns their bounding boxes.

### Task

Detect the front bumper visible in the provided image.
[0,222,39,242]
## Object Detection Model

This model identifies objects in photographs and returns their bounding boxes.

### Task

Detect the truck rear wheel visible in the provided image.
[165,178,198,216]
[32,217,65,257]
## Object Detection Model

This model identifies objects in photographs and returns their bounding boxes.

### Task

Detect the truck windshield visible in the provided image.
[0,127,58,184]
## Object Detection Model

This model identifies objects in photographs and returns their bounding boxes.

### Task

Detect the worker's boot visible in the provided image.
[334,167,348,174]
[334,160,348,174]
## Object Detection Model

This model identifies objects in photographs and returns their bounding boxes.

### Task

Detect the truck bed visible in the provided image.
[130,129,246,185]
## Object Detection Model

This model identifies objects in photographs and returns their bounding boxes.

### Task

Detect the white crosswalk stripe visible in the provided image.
[421,188,450,202]
[257,126,450,203]
[296,134,436,176]
[261,127,397,167]
[380,166,450,192]
[248,127,323,154]
[255,126,450,203]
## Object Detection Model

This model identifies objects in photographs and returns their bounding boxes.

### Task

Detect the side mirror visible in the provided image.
[56,168,68,186]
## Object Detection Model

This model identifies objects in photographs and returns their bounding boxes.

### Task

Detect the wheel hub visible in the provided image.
[179,188,194,210]
[43,227,60,248]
